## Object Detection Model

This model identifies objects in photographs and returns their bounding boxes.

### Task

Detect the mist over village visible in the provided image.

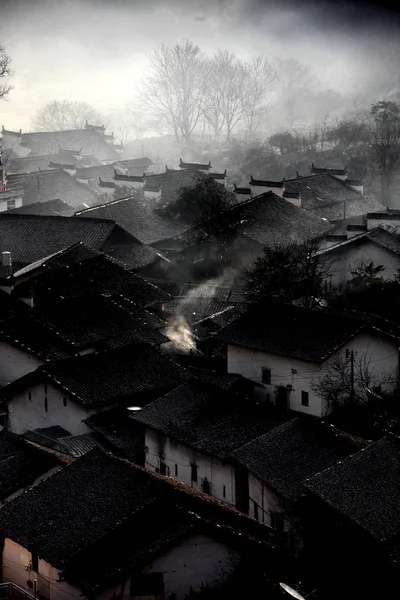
[0,0,400,599]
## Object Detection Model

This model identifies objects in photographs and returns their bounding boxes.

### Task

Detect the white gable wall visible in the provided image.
[7,382,95,435]
[325,240,400,287]
[0,342,43,386]
[144,428,236,506]
[227,331,398,417]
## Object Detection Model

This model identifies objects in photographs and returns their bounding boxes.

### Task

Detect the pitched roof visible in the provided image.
[20,129,119,161]
[0,343,189,408]
[0,214,119,267]
[311,163,348,176]
[305,436,400,541]
[0,289,28,322]
[232,418,360,502]
[367,209,400,220]
[75,163,122,181]
[7,154,75,174]
[132,379,281,461]
[318,227,400,258]
[6,199,74,216]
[0,428,61,501]
[145,168,208,206]
[185,191,332,248]
[75,196,189,245]
[179,158,211,170]
[215,304,373,363]
[106,243,167,271]
[116,157,154,169]
[7,170,99,208]
[250,177,285,188]
[0,448,283,592]
[284,174,384,221]
[84,407,145,460]
[14,253,168,308]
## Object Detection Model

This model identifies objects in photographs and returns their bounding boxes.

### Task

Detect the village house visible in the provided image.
[0,342,188,436]
[303,435,400,598]
[1,125,121,163]
[317,226,400,287]
[6,199,74,217]
[179,158,212,172]
[0,151,23,212]
[131,375,283,507]
[0,214,139,273]
[6,169,99,209]
[0,448,291,600]
[231,417,362,538]
[215,303,399,417]
[0,428,64,506]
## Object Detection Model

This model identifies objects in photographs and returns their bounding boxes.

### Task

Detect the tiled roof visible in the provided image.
[84,407,145,460]
[23,428,104,457]
[75,163,121,181]
[0,214,117,266]
[132,380,282,461]
[12,243,100,280]
[208,170,227,180]
[232,418,359,502]
[116,157,154,169]
[284,174,385,221]
[215,304,370,363]
[194,192,333,247]
[0,289,28,322]
[311,163,348,175]
[305,436,400,541]
[114,171,145,182]
[15,253,168,308]
[0,448,283,592]
[7,154,75,174]
[6,199,74,216]
[148,169,208,206]
[367,210,400,220]
[0,428,61,501]
[163,297,236,323]
[75,196,190,245]
[250,177,284,187]
[7,169,98,208]
[318,227,400,258]
[4,343,188,408]
[106,243,167,271]
[20,129,119,161]
[179,158,211,170]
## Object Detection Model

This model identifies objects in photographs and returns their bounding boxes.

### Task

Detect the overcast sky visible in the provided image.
[0,0,400,130]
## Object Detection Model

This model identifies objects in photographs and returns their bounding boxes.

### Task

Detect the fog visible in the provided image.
[1,0,400,131]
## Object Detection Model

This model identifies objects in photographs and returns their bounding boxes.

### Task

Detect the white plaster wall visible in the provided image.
[250,184,283,197]
[142,533,238,600]
[247,474,287,528]
[115,179,144,189]
[7,382,93,435]
[326,241,400,286]
[0,196,23,213]
[228,332,398,417]
[144,429,236,506]
[0,342,43,386]
[228,344,324,417]
[3,538,32,591]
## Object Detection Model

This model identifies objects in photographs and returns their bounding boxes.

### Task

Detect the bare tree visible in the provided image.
[141,40,208,144]
[312,351,394,414]
[370,100,400,205]
[0,43,13,101]
[206,50,247,142]
[241,57,276,140]
[274,57,316,126]
[33,100,102,131]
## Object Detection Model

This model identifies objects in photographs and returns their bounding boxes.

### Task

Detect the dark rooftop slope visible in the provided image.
[305,436,400,541]
[7,170,98,208]
[76,196,189,246]
[20,129,119,161]
[0,429,62,501]
[0,214,123,268]
[132,379,283,461]
[232,418,360,502]
[6,199,74,217]
[216,303,371,363]
[0,343,189,409]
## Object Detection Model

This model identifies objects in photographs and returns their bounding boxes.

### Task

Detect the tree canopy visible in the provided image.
[0,43,13,101]
[33,100,102,131]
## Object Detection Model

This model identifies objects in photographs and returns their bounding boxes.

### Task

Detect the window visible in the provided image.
[7,200,16,210]
[271,512,285,533]
[160,461,167,476]
[28,392,32,401]
[261,367,271,384]
[63,397,67,407]
[253,501,259,521]
[175,464,178,477]
[191,463,198,483]
[223,485,226,498]
[44,383,47,394]
[31,553,38,573]
[202,478,211,495]
[301,391,309,407]
[44,397,48,412]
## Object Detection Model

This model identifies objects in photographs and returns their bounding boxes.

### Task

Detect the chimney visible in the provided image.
[1,251,12,277]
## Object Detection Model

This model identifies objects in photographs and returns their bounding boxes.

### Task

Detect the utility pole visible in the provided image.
[346,349,355,403]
